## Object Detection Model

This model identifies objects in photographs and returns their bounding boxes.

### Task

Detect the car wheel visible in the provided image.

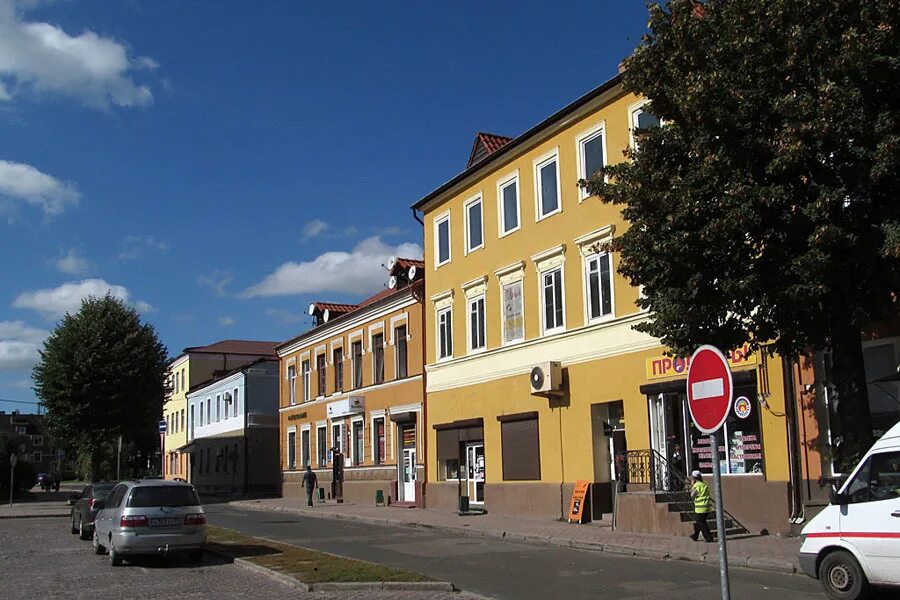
[109,542,123,567]
[78,519,90,540]
[70,514,78,535]
[93,530,106,555]
[818,550,871,600]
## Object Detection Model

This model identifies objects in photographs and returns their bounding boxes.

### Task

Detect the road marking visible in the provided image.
[691,378,724,400]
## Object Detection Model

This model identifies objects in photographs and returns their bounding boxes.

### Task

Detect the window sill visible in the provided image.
[536,207,562,223]
[542,326,566,337]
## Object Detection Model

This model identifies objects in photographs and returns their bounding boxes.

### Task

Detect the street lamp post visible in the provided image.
[9,453,18,507]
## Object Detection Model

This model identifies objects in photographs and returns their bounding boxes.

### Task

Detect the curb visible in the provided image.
[204,547,310,592]
[0,513,69,519]
[231,501,801,576]
[312,581,454,592]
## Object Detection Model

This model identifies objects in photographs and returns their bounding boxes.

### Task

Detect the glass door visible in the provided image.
[402,448,416,501]
[466,443,485,504]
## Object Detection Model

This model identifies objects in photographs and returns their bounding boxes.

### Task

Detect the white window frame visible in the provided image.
[33,451,42,463]
[301,359,311,402]
[583,251,615,323]
[371,330,385,384]
[300,424,311,468]
[575,122,608,201]
[315,351,327,399]
[216,394,221,422]
[350,338,364,390]
[534,148,561,221]
[330,421,346,456]
[540,266,566,335]
[32,435,43,447]
[350,416,365,466]
[628,99,664,149]
[286,427,297,470]
[316,422,328,467]
[436,306,453,362]
[434,210,451,268]
[288,364,297,406]
[467,294,487,354]
[370,410,386,466]
[464,194,484,254]
[497,171,520,238]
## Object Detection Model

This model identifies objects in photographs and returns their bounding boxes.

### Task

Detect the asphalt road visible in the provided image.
[206,503,830,600]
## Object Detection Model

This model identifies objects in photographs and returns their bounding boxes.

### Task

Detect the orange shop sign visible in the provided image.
[645,344,756,381]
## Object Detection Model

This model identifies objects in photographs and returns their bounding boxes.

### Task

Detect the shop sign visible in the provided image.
[566,480,591,524]
[645,343,756,380]
[287,412,308,421]
[327,396,364,419]
[733,396,752,419]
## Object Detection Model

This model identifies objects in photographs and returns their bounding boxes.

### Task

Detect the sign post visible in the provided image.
[158,420,167,477]
[9,453,17,507]
[686,345,733,600]
[117,435,123,480]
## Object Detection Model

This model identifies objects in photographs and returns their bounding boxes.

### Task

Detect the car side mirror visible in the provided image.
[829,484,849,505]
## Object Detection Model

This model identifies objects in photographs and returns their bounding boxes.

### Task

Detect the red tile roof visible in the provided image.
[184,339,280,357]
[467,132,513,167]
[311,302,358,314]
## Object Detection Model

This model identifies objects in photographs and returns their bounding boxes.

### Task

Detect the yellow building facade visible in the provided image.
[163,355,189,480]
[413,75,797,533]
[279,262,427,506]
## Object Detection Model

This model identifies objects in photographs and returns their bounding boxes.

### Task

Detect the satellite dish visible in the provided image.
[308,303,317,316]
[387,256,397,271]
[388,276,398,289]
[323,309,330,322]
[408,265,417,280]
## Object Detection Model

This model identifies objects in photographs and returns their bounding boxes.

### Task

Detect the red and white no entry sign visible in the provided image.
[686,345,733,434]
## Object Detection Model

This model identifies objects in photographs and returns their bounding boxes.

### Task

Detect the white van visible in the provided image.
[799,420,900,600]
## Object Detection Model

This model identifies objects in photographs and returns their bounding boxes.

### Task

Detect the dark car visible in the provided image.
[69,482,117,540]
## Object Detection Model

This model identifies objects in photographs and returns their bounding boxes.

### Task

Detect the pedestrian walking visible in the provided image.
[302,465,318,507]
[689,470,714,542]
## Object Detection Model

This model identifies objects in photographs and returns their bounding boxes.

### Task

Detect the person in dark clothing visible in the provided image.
[301,466,318,507]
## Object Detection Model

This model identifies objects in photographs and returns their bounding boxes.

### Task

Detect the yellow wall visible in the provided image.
[163,358,189,479]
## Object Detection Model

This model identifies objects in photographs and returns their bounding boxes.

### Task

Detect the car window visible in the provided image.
[92,484,115,500]
[845,451,900,503]
[105,484,126,508]
[126,486,200,508]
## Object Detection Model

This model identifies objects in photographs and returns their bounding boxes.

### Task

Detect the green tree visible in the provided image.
[585,0,900,466]
[32,295,169,479]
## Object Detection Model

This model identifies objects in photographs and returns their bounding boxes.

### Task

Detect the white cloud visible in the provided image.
[0,319,48,372]
[54,248,90,275]
[119,234,168,261]
[243,236,423,298]
[197,270,233,296]
[12,278,153,319]
[301,219,328,241]
[0,0,157,109]
[218,316,235,327]
[0,159,79,215]
[264,308,307,325]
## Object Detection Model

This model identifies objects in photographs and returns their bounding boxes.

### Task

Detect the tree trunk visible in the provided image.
[830,320,874,471]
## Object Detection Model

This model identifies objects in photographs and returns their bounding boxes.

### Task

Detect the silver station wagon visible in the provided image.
[92,479,207,566]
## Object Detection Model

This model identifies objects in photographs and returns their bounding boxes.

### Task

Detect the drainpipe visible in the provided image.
[782,355,803,522]
[412,206,427,506]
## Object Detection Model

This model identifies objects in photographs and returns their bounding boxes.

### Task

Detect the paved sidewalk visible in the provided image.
[0,499,70,519]
[230,497,802,575]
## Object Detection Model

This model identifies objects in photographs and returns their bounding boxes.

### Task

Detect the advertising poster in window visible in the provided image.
[689,384,763,475]
[502,281,524,342]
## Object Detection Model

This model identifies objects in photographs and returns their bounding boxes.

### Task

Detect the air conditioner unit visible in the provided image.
[530,361,562,395]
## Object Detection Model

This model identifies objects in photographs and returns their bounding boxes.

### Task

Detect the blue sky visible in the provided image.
[0,0,649,412]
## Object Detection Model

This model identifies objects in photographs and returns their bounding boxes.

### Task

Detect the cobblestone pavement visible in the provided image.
[0,518,466,600]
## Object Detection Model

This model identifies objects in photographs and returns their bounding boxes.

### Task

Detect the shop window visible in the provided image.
[301,429,310,468]
[374,417,386,465]
[352,420,364,466]
[689,385,764,475]
[287,430,296,470]
[317,425,327,467]
[500,415,541,480]
[394,325,408,379]
[332,423,345,456]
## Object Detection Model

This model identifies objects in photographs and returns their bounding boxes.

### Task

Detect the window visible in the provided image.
[333,347,344,392]
[500,414,541,480]
[469,295,486,352]
[301,429,311,468]
[199,402,204,426]
[301,359,311,402]
[233,388,239,417]
[437,308,453,360]
[32,435,43,447]
[498,175,519,235]
[502,281,524,344]
[372,333,384,384]
[287,429,297,469]
[394,325,408,379]
[180,409,185,431]
[288,364,297,405]
[207,398,211,425]
[332,423,345,455]
[465,196,483,252]
[216,395,221,422]
[352,341,363,389]
[14,425,26,435]
[435,213,451,266]
[585,253,613,321]
[844,451,900,504]
[630,103,662,150]
[316,353,326,397]
[373,417,386,465]
[33,451,42,463]
[190,405,195,439]
[180,369,185,392]
[578,126,606,199]
[317,425,327,467]
[542,268,565,332]
[535,153,560,219]
[352,420,364,466]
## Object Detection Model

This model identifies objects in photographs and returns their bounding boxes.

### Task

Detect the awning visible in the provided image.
[175,441,196,453]
[389,410,418,423]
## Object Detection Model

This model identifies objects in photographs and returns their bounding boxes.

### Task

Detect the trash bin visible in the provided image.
[375,489,385,506]
[459,495,470,513]
[317,487,325,502]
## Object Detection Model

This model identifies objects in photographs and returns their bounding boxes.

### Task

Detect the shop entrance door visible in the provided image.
[401,448,416,502]
[466,443,485,504]
[648,392,691,489]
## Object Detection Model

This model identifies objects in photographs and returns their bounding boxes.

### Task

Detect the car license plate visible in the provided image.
[151,517,181,527]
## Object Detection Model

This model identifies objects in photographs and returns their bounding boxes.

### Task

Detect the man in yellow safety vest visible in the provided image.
[689,470,714,542]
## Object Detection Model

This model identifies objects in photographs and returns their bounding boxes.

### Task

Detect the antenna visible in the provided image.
[388,275,398,289]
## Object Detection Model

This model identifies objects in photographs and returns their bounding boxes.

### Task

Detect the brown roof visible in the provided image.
[311,302,358,314]
[183,339,280,358]
[467,132,513,168]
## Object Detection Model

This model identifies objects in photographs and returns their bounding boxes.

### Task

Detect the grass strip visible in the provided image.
[207,525,433,584]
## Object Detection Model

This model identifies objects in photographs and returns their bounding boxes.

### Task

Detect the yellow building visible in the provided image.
[412,74,797,533]
[278,259,426,506]
[163,340,279,481]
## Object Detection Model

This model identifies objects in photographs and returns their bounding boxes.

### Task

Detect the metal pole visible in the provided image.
[9,453,17,507]
[117,435,122,480]
[710,431,731,600]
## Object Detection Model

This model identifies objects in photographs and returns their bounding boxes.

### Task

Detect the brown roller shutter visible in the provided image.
[501,417,540,481]
[436,428,460,461]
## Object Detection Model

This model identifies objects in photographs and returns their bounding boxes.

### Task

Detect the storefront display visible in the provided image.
[689,384,763,474]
